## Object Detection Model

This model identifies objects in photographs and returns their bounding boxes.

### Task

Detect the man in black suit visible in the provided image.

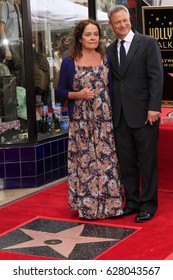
[107,5,163,222]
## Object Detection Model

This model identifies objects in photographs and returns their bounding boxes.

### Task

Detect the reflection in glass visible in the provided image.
[0,0,27,144]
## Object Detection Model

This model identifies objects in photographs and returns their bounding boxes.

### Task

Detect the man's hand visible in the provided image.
[146,110,160,125]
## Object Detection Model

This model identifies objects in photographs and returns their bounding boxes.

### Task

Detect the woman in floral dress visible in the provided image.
[57,19,123,219]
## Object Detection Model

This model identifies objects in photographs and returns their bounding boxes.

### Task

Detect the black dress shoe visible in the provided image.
[135,211,154,223]
[123,207,138,216]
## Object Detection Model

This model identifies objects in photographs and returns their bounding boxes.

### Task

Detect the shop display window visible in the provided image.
[0,0,27,144]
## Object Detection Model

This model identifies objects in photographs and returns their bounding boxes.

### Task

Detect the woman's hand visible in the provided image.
[79,88,94,100]
[68,88,94,100]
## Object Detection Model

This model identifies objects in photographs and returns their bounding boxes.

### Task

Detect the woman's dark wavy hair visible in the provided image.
[69,19,105,59]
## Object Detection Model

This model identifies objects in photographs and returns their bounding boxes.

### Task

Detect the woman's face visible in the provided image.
[63,37,70,48]
[81,23,100,51]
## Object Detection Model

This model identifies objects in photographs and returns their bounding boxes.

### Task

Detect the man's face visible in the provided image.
[109,10,131,39]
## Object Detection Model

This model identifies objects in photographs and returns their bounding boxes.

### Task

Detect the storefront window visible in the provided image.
[30,0,108,141]
[0,0,27,144]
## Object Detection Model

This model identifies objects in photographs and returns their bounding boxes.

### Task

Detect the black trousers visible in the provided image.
[114,111,159,214]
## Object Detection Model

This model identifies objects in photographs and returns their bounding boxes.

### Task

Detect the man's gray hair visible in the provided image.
[108,5,130,20]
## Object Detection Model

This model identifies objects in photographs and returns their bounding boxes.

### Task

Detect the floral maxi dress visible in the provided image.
[68,60,123,219]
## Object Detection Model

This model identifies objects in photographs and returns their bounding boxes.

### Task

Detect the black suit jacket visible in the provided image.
[107,31,164,128]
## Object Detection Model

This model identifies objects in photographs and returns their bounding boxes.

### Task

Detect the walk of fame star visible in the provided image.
[3,225,119,258]
[0,218,137,259]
